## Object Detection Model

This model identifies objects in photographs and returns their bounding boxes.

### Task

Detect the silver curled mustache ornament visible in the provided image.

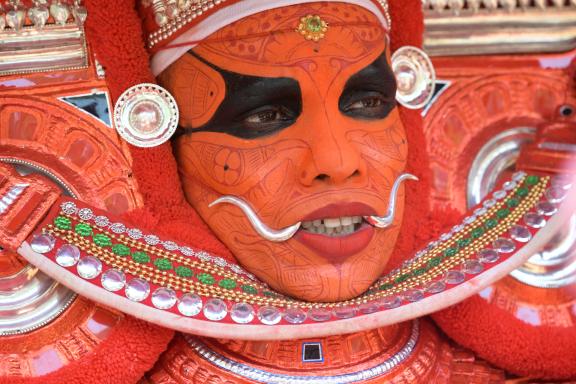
[209,173,419,242]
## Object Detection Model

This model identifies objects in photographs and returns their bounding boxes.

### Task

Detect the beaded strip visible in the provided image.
[28,172,571,325]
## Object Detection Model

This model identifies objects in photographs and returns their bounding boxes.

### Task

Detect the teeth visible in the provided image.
[301,216,364,237]
[324,218,341,228]
[341,216,353,226]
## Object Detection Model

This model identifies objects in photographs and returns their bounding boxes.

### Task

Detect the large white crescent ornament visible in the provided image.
[392,46,436,110]
[113,83,179,148]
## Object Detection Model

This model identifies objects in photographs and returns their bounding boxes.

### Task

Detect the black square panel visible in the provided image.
[302,342,323,363]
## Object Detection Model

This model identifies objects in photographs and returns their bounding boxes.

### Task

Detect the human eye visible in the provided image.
[239,105,296,137]
[341,91,396,119]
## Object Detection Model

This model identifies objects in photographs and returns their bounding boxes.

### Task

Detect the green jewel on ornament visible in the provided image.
[506,198,519,208]
[395,274,410,284]
[241,285,258,294]
[515,187,529,198]
[112,243,131,256]
[93,233,112,248]
[154,258,173,271]
[219,279,237,290]
[496,208,510,219]
[412,268,427,276]
[485,219,498,229]
[427,257,442,268]
[263,291,278,298]
[379,283,394,291]
[175,266,193,278]
[132,251,150,264]
[456,238,471,248]
[197,273,215,285]
[444,247,458,257]
[524,175,540,186]
[471,227,484,239]
[54,216,71,230]
[74,223,92,237]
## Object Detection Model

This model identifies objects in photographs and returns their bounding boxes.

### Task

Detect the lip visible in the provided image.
[294,223,375,264]
[293,202,378,264]
[301,202,377,222]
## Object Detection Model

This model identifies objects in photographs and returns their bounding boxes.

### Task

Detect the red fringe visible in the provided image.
[433,298,576,379]
[0,316,173,384]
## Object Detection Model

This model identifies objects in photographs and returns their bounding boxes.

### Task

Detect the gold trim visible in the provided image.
[423,6,576,56]
[0,24,88,77]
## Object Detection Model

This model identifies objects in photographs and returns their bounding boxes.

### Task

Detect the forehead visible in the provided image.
[192,3,387,78]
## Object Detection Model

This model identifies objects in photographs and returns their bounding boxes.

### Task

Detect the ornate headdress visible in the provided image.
[104,0,436,147]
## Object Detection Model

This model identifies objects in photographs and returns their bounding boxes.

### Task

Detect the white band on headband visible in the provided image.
[151,0,389,76]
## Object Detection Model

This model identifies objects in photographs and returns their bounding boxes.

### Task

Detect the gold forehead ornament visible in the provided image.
[296,14,329,42]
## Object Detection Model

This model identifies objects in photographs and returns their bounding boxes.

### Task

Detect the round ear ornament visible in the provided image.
[113,83,179,148]
[392,46,436,110]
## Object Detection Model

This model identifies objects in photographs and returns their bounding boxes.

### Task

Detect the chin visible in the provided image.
[233,243,388,303]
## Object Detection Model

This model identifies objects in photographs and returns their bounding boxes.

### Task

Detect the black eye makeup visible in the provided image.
[179,51,302,139]
[339,51,397,120]
[178,49,396,140]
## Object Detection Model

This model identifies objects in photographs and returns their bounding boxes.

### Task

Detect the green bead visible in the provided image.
[485,219,498,229]
[175,266,193,278]
[515,187,529,198]
[74,222,92,237]
[93,233,112,248]
[395,274,410,284]
[456,238,471,248]
[197,273,215,285]
[54,216,71,230]
[241,285,258,294]
[306,17,322,32]
[412,268,427,276]
[263,291,278,298]
[219,279,237,290]
[496,208,510,219]
[525,175,540,186]
[132,251,150,264]
[112,243,131,256]
[379,283,394,291]
[444,248,458,257]
[471,227,484,239]
[427,257,442,268]
[506,198,519,208]
[154,258,173,271]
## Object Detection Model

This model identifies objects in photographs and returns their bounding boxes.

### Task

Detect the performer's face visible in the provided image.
[160,4,408,301]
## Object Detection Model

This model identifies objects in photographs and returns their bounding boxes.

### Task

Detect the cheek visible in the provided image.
[176,135,308,197]
[348,111,408,180]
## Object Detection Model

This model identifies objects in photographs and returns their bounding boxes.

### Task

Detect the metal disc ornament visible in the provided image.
[113,83,179,148]
[391,46,436,110]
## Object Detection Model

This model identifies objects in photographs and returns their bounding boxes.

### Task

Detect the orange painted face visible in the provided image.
[159,4,408,302]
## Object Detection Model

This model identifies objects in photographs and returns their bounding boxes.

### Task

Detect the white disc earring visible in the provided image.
[392,46,436,110]
[114,83,179,148]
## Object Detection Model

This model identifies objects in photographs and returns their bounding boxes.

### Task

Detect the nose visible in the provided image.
[299,116,366,187]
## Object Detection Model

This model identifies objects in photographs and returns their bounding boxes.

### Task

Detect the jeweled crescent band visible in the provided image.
[16,172,576,340]
[147,0,391,75]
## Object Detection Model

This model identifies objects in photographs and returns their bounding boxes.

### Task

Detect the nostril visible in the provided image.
[350,170,361,178]
[315,174,330,181]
